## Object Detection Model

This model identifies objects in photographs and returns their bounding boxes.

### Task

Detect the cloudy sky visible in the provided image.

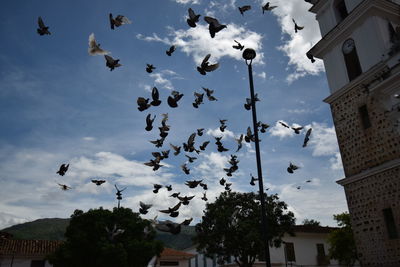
[0,0,348,229]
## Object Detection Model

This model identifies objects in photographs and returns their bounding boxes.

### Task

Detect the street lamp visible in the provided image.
[243,48,272,267]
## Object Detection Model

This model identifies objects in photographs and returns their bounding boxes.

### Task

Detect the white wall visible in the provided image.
[0,257,52,267]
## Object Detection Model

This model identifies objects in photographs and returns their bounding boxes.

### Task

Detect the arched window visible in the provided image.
[334,0,348,23]
[342,38,362,81]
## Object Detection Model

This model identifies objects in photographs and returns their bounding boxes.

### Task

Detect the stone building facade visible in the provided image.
[306,0,400,266]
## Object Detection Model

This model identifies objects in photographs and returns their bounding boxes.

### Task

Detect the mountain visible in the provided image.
[1,218,196,250]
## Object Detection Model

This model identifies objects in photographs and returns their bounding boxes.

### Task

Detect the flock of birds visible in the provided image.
[40,2,318,235]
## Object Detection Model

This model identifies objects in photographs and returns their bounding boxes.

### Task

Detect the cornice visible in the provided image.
[337,158,400,186]
[309,0,400,59]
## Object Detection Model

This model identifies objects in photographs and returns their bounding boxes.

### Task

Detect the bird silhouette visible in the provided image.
[144,159,163,171]
[139,202,152,215]
[145,114,156,131]
[235,134,244,152]
[170,192,180,198]
[149,137,165,148]
[57,183,71,191]
[153,184,163,194]
[137,97,151,112]
[232,40,245,50]
[204,16,227,38]
[303,128,312,147]
[202,87,217,101]
[197,54,219,75]
[91,179,106,186]
[292,126,303,134]
[306,179,311,183]
[296,186,301,190]
[292,19,304,33]
[88,33,109,55]
[187,8,201,28]
[183,133,196,152]
[262,2,277,13]
[167,91,184,108]
[104,55,121,71]
[306,52,316,63]
[165,185,172,191]
[279,121,290,128]
[200,182,208,190]
[197,128,204,136]
[238,5,252,15]
[219,177,226,185]
[161,150,170,159]
[185,179,203,189]
[199,141,210,151]
[150,87,162,106]
[159,126,169,139]
[225,183,232,191]
[105,224,125,241]
[159,202,181,217]
[219,119,227,132]
[37,17,51,35]
[245,127,255,143]
[109,13,131,30]
[250,174,258,186]
[287,162,300,173]
[185,155,197,163]
[201,192,208,201]
[259,122,270,133]
[170,143,181,156]
[154,220,182,234]
[146,64,156,73]
[177,195,195,205]
[181,218,193,226]
[57,164,69,176]
[166,45,176,56]
[115,184,126,200]
[181,164,190,175]
[193,92,204,108]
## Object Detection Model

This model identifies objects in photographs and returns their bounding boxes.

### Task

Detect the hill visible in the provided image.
[1,218,196,250]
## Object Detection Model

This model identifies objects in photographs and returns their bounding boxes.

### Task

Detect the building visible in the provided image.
[185,225,348,267]
[0,238,62,267]
[306,0,400,266]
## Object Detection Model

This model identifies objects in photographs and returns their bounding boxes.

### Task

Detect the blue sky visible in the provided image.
[0,0,348,229]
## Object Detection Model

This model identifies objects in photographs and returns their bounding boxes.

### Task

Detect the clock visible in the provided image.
[342,39,355,54]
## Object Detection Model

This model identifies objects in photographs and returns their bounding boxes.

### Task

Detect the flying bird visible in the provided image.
[57,164,69,176]
[177,195,195,205]
[204,16,227,38]
[197,54,219,75]
[303,128,312,147]
[279,121,290,128]
[292,126,303,134]
[105,224,125,241]
[185,179,203,189]
[144,159,163,171]
[259,122,270,133]
[154,220,182,234]
[287,162,300,174]
[238,5,251,15]
[262,2,277,13]
[235,134,244,152]
[146,64,156,73]
[292,19,304,33]
[181,164,190,175]
[104,55,121,71]
[245,127,255,143]
[219,177,226,185]
[232,40,245,50]
[139,202,152,215]
[185,155,197,163]
[57,183,71,191]
[170,143,181,156]
[149,137,165,148]
[165,185,172,191]
[88,33,109,55]
[250,174,258,186]
[197,128,204,136]
[225,183,232,191]
[91,179,106,186]
[166,45,176,56]
[167,91,184,108]
[150,87,162,106]
[109,13,131,30]
[137,97,151,112]
[170,192,180,198]
[187,8,201,28]
[181,218,193,226]
[159,202,181,217]
[306,52,316,63]
[202,87,217,101]
[145,114,156,131]
[183,133,197,152]
[200,182,208,190]
[199,141,210,151]
[219,119,227,132]
[201,192,208,201]
[37,17,51,35]
[193,92,204,108]
[153,184,163,194]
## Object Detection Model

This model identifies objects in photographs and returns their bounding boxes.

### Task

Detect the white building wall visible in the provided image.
[317,4,336,37]
[0,258,52,267]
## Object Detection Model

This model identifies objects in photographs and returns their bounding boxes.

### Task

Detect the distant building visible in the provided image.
[307,0,400,266]
[185,225,350,267]
[0,238,62,267]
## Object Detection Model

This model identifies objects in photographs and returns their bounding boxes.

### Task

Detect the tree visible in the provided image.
[194,191,295,267]
[302,218,321,226]
[48,207,163,267]
[327,212,358,267]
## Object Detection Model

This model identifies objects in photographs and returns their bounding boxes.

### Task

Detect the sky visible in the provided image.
[0,0,349,229]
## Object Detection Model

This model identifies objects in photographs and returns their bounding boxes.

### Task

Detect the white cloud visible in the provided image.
[265,0,325,82]
[257,71,267,80]
[149,73,174,90]
[172,0,200,4]
[307,122,339,157]
[330,152,343,171]
[269,121,294,139]
[206,127,235,139]
[0,212,30,229]
[82,136,95,141]
[137,24,264,66]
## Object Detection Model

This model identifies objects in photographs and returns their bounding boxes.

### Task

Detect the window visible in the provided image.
[383,208,399,239]
[342,39,362,81]
[358,105,371,129]
[285,242,296,262]
[335,0,348,22]
[30,260,45,267]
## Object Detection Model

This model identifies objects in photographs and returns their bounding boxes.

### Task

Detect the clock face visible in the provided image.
[342,39,355,54]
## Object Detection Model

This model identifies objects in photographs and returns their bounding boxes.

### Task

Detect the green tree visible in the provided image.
[327,212,358,267]
[48,207,163,267]
[194,191,295,267]
[302,219,321,226]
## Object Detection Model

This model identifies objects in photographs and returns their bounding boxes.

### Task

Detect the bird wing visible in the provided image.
[38,17,46,28]
[171,201,182,211]
[205,63,219,72]
[140,201,152,209]
[116,15,132,25]
[201,54,211,66]
[204,16,218,25]
[242,5,251,12]
[305,128,312,138]
[188,8,196,20]
[187,133,196,145]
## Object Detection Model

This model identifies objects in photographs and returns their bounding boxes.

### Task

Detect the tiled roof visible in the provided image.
[160,247,195,258]
[293,225,337,234]
[0,239,63,256]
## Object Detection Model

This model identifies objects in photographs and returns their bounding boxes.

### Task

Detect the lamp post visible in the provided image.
[242,48,272,267]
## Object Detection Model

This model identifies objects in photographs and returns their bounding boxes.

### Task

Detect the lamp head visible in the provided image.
[242,48,256,60]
